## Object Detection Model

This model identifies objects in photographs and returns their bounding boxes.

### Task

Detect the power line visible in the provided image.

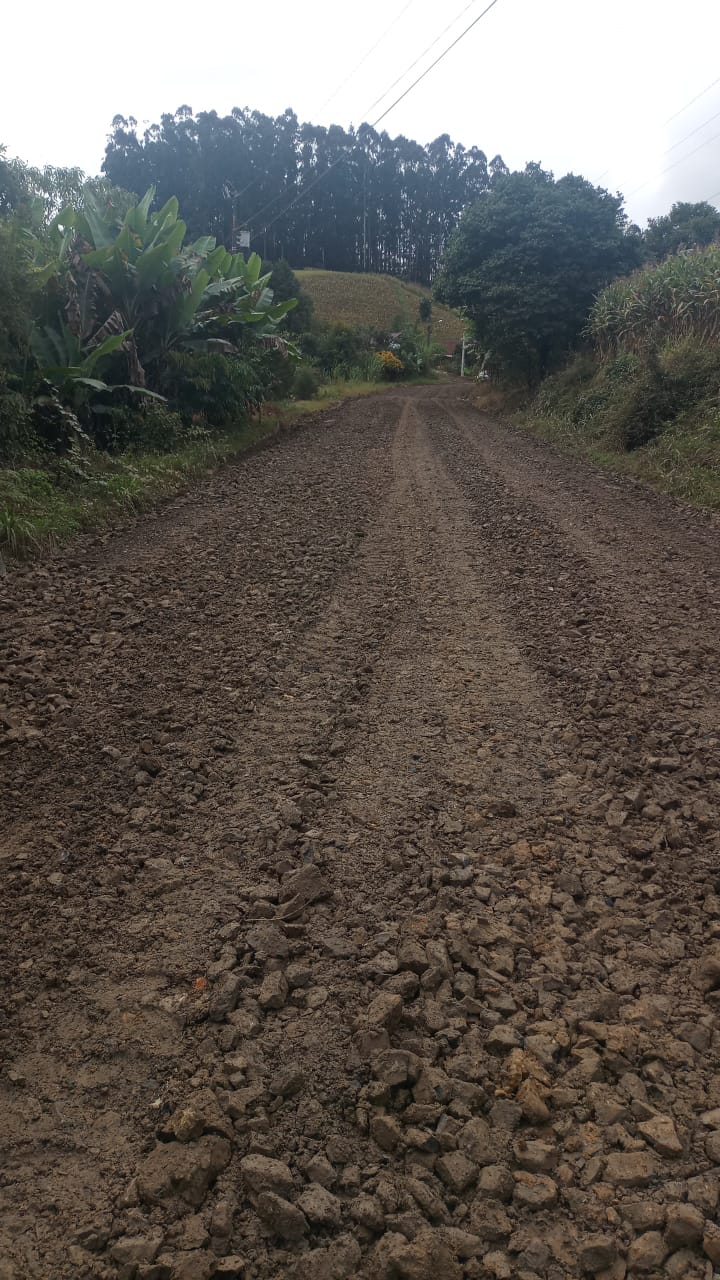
[627,126,720,199]
[663,105,720,158]
[664,72,720,126]
[590,72,720,188]
[617,103,720,198]
[364,0,484,118]
[315,0,416,117]
[372,0,501,129]
[259,0,503,236]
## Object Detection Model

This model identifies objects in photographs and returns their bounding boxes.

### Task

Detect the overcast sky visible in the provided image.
[3,0,720,226]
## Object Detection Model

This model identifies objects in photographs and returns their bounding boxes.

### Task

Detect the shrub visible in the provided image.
[292,365,320,400]
[0,219,36,372]
[260,345,296,400]
[302,323,370,377]
[601,342,720,450]
[124,405,192,453]
[589,244,720,357]
[159,351,265,426]
[0,375,35,459]
[375,350,405,380]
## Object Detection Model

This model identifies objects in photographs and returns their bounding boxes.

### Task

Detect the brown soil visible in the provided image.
[1,384,719,1280]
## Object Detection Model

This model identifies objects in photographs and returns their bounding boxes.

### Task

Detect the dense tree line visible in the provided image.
[102,107,506,284]
[436,164,642,385]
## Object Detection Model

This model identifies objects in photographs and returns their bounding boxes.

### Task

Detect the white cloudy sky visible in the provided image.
[3,0,720,225]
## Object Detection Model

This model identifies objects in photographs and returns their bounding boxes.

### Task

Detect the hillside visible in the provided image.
[296,269,464,350]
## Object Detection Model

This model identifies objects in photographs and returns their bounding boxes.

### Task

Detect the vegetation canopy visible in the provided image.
[435,163,641,385]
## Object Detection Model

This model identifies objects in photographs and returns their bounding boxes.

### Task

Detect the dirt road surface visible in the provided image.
[2,384,720,1280]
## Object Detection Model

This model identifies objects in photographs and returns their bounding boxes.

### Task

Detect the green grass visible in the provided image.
[0,379,393,561]
[518,407,720,512]
[296,269,464,351]
[507,343,720,513]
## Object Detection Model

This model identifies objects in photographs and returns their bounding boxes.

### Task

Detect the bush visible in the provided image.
[267,260,314,335]
[589,244,720,357]
[260,345,296,400]
[302,323,371,377]
[0,219,36,372]
[292,365,320,400]
[159,351,265,426]
[0,375,35,459]
[375,350,405,380]
[125,405,194,453]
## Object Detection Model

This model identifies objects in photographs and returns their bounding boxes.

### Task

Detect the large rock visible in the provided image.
[696,946,720,993]
[436,1151,478,1194]
[604,1152,657,1187]
[578,1235,618,1274]
[457,1117,494,1165]
[371,1228,463,1280]
[137,1137,231,1209]
[512,1172,558,1210]
[627,1231,668,1272]
[256,1190,308,1241]
[240,1154,295,1198]
[109,1230,164,1266]
[665,1202,704,1250]
[637,1114,683,1158]
[297,1184,343,1228]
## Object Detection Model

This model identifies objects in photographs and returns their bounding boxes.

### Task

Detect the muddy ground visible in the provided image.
[1,383,719,1280]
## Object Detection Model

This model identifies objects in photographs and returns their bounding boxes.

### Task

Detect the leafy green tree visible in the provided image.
[266,259,313,334]
[435,164,640,385]
[0,218,36,370]
[103,108,497,283]
[644,201,720,261]
[38,188,296,388]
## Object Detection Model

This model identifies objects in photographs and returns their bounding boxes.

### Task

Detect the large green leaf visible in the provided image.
[187,235,217,258]
[137,187,155,222]
[81,191,116,250]
[245,252,263,285]
[85,329,133,374]
[154,195,180,225]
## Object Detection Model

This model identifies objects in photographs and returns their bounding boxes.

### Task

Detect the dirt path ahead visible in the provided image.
[2,385,719,1280]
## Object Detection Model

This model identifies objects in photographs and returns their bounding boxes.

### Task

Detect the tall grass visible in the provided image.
[589,244,720,356]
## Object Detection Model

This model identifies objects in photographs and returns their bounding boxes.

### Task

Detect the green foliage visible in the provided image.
[291,364,320,400]
[267,260,314,334]
[589,244,720,357]
[158,350,267,425]
[523,339,720,510]
[126,404,196,453]
[296,270,464,347]
[103,109,497,284]
[0,372,35,458]
[435,163,640,385]
[395,329,440,376]
[0,218,36,371]
[375,350,405,380]
[0,178,299,454]
[532,338,720,453]
[644,201,720,262]
[301,323,371,377]
[40,189,296,388]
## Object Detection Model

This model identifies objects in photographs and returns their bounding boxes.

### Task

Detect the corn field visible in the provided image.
[589,244,720,357]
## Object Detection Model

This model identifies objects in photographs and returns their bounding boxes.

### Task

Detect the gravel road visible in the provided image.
[2,384,719,1280]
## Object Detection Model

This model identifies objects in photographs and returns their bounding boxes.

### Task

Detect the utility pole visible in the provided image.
[363,157,368,273]
[460,332,467,378]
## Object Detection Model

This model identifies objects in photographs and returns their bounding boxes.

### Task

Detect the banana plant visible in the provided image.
[31,322,162,407]
[44,190,297,380]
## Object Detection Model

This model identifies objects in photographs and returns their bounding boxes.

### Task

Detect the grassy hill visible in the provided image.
[296,269,464,351]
